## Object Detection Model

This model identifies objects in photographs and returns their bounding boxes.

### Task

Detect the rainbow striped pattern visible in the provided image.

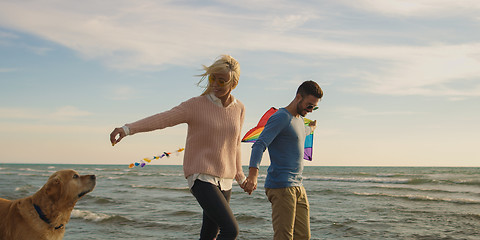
[242,107,314,161]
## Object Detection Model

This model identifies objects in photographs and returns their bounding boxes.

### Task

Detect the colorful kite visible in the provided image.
[129,148,185,168]
[242,107,314,161]
[242,107,278,143]
[303,118,314,161]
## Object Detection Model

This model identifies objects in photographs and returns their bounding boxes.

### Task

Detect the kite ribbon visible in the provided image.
[129,148,185,168]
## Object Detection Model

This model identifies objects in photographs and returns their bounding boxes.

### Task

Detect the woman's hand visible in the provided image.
[110,127,126,146]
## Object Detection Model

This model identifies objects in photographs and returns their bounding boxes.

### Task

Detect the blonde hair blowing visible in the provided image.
[198,55,240,95]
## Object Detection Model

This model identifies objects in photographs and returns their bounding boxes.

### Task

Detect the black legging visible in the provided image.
[190,179,239,240]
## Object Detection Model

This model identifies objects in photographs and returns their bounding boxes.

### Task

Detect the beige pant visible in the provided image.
[265,186,311,240]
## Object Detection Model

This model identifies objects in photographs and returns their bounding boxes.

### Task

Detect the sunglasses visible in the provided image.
[209,78,228,87]
[209,75,231,87]
[306,105,318,111]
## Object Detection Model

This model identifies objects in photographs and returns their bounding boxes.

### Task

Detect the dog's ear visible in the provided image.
[45,177,62,201]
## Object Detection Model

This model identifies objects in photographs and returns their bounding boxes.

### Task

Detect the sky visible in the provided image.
[0,0,479,167]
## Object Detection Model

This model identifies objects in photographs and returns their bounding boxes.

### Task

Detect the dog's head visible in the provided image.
[44,169,96,204]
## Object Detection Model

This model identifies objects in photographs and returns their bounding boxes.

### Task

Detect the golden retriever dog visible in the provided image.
[0,169,96,240]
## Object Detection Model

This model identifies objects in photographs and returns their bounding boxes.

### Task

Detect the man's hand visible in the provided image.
[244,167,259,195]
[309,120,317,132]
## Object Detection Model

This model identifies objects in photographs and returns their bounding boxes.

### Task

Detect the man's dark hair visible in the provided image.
[297,80,323,99]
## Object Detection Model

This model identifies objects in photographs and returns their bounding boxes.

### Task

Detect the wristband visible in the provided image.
[122,125,130,136]
[237,176,247,185]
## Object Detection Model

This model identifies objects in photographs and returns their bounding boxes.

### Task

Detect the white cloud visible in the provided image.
[343,0,480,17]
[0,106,92,121]
[269,14,318,32]
[108,86,137,100]
[28,46,52,55]
[0,1,321,68]
[0,0,479,99]
[0,122,105,134]
[0,30,18,39]
[0,68,17,73]
[353,43,480,97]
[51,106,92,119]
[0,108,38,120]
[334,106,416,119]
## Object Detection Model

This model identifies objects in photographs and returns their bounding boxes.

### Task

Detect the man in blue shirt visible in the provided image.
[244,80,323,240]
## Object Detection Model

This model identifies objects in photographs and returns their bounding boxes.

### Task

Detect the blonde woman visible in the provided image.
[110,55,246,239]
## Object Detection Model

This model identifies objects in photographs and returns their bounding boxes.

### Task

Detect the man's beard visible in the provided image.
[296,101,306,117]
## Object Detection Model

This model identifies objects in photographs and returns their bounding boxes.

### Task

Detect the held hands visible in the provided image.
[241,167,259,195]
[242,176,257,195]
[110,127,126,146]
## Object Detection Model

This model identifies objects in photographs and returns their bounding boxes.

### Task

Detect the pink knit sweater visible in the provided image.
[126,95,246,182]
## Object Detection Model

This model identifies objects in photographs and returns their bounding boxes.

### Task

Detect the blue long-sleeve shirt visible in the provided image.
[249,108,307,188]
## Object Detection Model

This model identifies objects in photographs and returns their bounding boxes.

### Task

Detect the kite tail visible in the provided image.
[128,148,185,168]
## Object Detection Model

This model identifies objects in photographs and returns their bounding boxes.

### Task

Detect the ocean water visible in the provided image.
[1,164,479,240]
